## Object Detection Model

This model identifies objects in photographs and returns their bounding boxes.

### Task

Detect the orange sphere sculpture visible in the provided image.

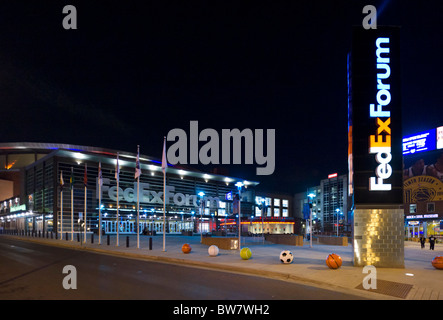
[182,243,192,254]
[431,256,443,270]
[326,253,342,269]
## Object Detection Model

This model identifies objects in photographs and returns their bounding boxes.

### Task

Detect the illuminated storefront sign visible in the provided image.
[10,204,27,213]
[403,129,436,155]
[437,126,443,149]
[406,214,439,219]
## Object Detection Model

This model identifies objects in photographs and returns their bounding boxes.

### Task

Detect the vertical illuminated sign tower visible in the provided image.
[348,26,404,267]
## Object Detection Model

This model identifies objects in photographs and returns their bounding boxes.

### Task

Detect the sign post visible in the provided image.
[348,26,404,267]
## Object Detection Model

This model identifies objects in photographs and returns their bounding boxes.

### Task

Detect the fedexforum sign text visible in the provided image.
[369,37,392,191]
[97,178,220,208]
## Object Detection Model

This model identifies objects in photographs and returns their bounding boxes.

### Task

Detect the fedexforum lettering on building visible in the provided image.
[97,178,220,208]
[369,37,392,191]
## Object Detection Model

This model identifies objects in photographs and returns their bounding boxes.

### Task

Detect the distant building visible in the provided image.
[403,126,443,240]
[294,174,350,236]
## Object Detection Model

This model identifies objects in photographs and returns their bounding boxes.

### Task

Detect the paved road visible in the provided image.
[0,237,367,300]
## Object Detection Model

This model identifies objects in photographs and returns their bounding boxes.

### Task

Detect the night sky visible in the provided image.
[0,1,442,194]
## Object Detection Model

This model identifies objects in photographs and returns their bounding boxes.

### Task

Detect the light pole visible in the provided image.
[308,193,315,248]
[335,208,343,237]
[198,191,205,243]
[261,198,266,245]
[235,182,244,250]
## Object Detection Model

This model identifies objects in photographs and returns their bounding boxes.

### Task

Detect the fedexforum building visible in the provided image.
[0,142,294,236]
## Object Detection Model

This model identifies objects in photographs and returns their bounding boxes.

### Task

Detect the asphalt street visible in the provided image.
[0,237,367,300]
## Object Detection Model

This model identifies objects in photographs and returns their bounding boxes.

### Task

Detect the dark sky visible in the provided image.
[0,1,442,193]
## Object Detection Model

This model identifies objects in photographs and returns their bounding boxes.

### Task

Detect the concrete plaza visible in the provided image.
[2,233,442,300]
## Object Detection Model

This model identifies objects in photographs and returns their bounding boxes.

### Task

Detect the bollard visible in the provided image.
[91,233,94,244]
[149,237,152,250]
[51,232,53,239]
[77,232,80,242]
[126,236,129,248]
[66,232,68,240]
[107,234,110,245]
[38,230,41,237]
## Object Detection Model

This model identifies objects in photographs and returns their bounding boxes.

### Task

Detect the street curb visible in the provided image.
[2,235,391,300]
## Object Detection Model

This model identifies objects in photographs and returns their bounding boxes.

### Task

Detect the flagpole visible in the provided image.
[60,171,63,240]
[84,163,87,243]
[163,164,166,251]
[71,167,74,241]
[60,188,63,239]
[116,152,120,247]
[136,145,140,249]
[98,162,102,245]
[162,137,167,252]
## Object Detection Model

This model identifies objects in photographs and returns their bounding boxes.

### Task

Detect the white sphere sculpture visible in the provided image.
[208,245,219,257]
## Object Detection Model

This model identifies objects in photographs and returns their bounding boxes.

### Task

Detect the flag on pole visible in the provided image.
[135,146,141,179]
[98,161,103,245]
[162,136,167,252]
[115,153,120,181]
[60,171,64,190]
[70,167,75,189]
[83,163,88,187]
[98,161,103,186]
[115,152,120,247]
[162,137,167,174]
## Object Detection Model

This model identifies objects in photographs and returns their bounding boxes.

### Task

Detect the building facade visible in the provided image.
[294,174,350,236]
[250,191,295,235]
[403,127,443,241]
[0,143,260,236]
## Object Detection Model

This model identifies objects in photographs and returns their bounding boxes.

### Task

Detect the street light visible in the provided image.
[335,208,341,237]
[261,198,266,245]
[307,192,316,248]
[198,191,205,243]
[235,182,244,249]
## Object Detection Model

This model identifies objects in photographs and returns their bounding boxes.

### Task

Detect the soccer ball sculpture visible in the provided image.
[279,250,294,264]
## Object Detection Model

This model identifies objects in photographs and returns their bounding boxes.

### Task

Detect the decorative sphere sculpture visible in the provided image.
[182,243,192,254]
[240,247,252,260]
[431,256,443,269]
[279,250,294,264]
[208,245,219,257]
[326,253,342,269]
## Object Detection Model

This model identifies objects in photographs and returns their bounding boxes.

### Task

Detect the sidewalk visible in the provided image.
[3,233,443,300]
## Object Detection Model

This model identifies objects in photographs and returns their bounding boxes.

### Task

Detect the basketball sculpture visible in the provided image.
[431,256,443,269]
[182,243,192,254]
[326,253,342,269]
[279,250,294,264]
[208,245,219,257]
[240,247,252,260]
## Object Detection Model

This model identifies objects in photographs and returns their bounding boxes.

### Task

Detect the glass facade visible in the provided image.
[0,144,259,236]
